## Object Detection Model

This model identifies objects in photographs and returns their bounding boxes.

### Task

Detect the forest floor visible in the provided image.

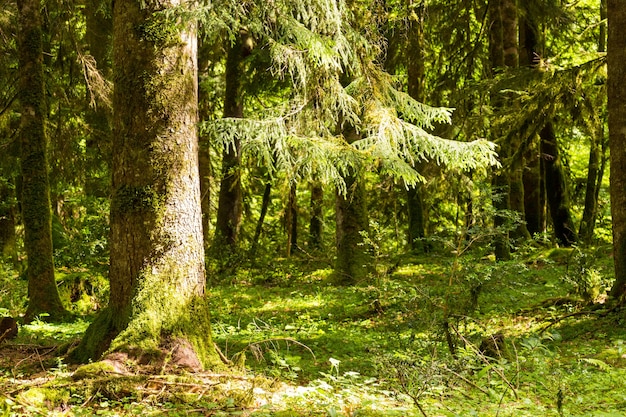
[2,245,626,416]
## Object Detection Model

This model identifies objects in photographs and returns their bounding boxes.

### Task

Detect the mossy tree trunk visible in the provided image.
[489,0,520,260]
[17,0,68,322]
[286,183,298,256]
[607,0,626,301]
[72,0,220,369]
[84,0,113,197]
[405,1,427,253]
[579,0,607,245]
[334,127,371,285]
[214,37,249,252]
[540,123,577,246]
[519,12,546,238]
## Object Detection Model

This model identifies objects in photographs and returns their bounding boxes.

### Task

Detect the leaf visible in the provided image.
[579,357,612,371]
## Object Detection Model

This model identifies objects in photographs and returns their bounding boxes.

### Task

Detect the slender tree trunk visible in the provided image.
[198,40,213,249]
[540,123,577,246]
[489,0,519,260]
[405,0,427,253]
[520,12,545,238]
[84,0,112,197]
[309,182,323,250]
[608,0,626,300]
[250,180,272,256]
[72,0,220,368]
[214,37,248,251]
[0,180,17,264]
[286,183,298,256]
[17,0,68,322]
[579,0,607,245]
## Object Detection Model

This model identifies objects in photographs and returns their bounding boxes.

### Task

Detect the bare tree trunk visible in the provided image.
[17,0,68,322]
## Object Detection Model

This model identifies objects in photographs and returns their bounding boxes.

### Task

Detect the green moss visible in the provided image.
[17,387,69,409]
[112,185,162,214]
[72,361,117,380]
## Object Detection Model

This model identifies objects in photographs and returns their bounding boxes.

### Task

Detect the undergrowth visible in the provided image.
[1,245,625,416]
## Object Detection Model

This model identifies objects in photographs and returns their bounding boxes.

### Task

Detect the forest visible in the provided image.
[1,0,626,415]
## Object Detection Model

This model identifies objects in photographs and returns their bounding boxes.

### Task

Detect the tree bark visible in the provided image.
[519,8,545,238]
[286,183,298,256]
[608,0,626,300]
[540,123,577,246]
[214,37,248,251]
[489,0,520,260]
[72,0,220,369]
[309,182,323,250]
[17,0,68,322]
[84,0,113,198]
[579,0,607,245]
[334,127,371,285]
[405,0,427,253]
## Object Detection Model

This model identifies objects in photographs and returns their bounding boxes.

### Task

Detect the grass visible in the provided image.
[1,245,625,416]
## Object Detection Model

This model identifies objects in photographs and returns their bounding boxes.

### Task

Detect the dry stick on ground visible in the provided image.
[539,307,615,335]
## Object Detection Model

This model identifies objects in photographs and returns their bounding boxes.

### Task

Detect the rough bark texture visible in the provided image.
[72,0,220,369]
[214,38,248,251]
[17,0,68,322]
[608,0,626,300]
[540,123,577,246]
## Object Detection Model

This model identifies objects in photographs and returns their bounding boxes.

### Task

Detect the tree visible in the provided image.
[72,0,220,368]
[608,0,626,301]
[214,35,250,252]
[17,0,68,322]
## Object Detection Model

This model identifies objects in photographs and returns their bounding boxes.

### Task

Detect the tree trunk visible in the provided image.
[608,0,626,300]
[72,0,220,369]
[84,0,112,198]
[309,182,323,250]
[214,37,248,251]
[17,0,68,322]
[489,0,519,260]
[579,0,607,245]
[540,123,577,246]
[405,1,427,253]
[286,183,298,256]
[0,180,17,264]
[250,180,272,256]
[334,127,371,285]
[519,13,545,238]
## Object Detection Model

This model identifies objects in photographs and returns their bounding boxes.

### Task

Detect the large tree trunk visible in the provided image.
[17,0,68,322]
[540,123,577,246]
[608,0,626,301]
[214,37,248,251]
[72,0,220,369]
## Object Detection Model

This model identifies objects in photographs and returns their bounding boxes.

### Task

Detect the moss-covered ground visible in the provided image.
[1,245,625,416]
